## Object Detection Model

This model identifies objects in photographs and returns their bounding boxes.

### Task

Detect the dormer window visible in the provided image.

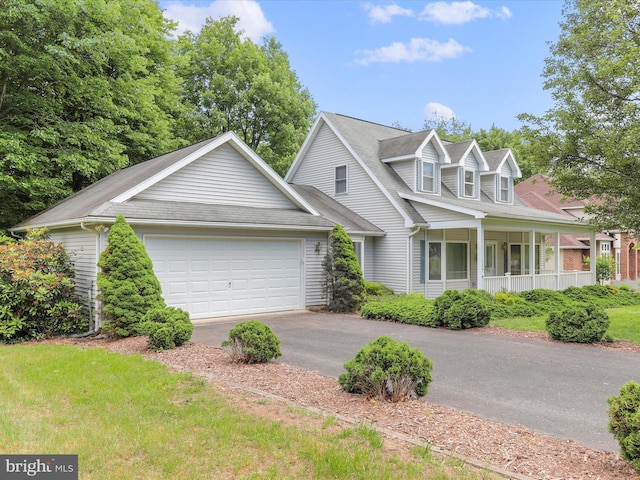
[464,170,475,197]
[421,161,435,193]
[335,165,347,194]
[500,176,510,202]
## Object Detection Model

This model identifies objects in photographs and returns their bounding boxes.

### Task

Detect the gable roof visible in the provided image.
[378,129,451,163]
[15,132,331,231]
[514,173,584,210]
[483,149,522,178]
[443,139,489,171]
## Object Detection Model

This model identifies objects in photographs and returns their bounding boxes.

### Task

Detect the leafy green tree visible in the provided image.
[177,16,316,176]
[323,224,364,313]
[97,215,165,337]
[520,0,640,231]
[0,0,185,229]
[424,115,473,143]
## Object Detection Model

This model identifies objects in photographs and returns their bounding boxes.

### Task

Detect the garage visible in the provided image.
[146,236,304,319]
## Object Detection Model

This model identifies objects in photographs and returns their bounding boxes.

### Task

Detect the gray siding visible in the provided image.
[137,144,296,209]
[304,232,329,306]
[441,168,458,197]
[291,123,410,293]
[481,175,496,202]
[412,203,470,222]
[391,159,416,191]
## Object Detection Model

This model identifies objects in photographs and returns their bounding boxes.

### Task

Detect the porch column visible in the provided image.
[530,229,536,289]
[555,231,561,290]
[590,229,597,284]
[477,225,484,291]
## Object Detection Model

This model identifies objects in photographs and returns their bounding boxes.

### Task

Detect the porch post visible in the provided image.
[530,229,536,289]
[555,231,561,290]
[477,224,484,291]
[590,229,597,284]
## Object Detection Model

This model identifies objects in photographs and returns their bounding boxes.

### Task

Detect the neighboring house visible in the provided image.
[12,132,381,328]
[286,112,596,298]
[515,173,639,282]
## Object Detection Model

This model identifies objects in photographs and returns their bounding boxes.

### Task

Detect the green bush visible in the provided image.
[546,304,610,343]
[363,280,394,298]
[339,336,433,402]
[222,320,281,364]
[360,294,436,326]
[97,215,165,337]
[139,306,193,351]
[0,229,87,342]
[607,381,640,472]
[323,224,364,313]
[563,284,640,309]
[432,290,490,329]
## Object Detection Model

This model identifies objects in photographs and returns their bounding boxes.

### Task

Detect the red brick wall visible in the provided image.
[618,234,639,281]
[563,249,587,271]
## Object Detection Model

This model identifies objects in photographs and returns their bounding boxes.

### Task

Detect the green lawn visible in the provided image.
[0,344,495,480]
[490,305,640,344]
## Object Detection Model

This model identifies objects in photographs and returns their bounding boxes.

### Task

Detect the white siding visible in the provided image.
[391,159,416,191]
[420,142,440,163]
[291,123,410,293]
[137,144,296,209]
[303,232,329,306]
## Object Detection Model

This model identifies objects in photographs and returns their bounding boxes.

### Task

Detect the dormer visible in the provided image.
[379,130,451,195]
[441,140,489,200]
[482,149,522,204]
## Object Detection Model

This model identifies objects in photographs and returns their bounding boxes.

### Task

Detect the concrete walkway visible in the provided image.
[193,311,640,452]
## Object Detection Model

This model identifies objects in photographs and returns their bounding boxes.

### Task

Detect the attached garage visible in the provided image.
[146,236,304,319]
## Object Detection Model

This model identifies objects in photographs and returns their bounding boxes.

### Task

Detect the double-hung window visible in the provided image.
[335,165,347,194]
[421,161,435,193]
[499,176,510,202]
[446,242,468,280]
[463,170,475,197]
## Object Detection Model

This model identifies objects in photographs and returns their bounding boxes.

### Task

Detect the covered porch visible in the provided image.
[411,218,596,298]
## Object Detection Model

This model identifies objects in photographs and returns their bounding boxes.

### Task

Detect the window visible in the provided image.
[485,242,497,276]
[422,161,435,193]
[352,241,362,266]
[601,242,611,258]
[428,242,442,280]
[335,165,347,194]
[500,176,510,202]
[446,242,468,280]
[464,170,475,197]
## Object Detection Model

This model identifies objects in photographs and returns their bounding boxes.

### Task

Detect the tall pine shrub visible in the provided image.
[323,224,364,313]
[97,215,165,336]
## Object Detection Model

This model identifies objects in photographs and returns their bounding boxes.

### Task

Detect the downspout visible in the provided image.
[407,225,425,294]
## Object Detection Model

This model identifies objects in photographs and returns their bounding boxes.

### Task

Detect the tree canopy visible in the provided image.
[177,16,316,176]
[520,0,640,231]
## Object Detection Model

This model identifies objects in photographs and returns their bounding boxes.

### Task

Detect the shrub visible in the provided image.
[619,284,631,292]
[607,381,640,472]
[360,294,436,327]
[0,229,87,342]
[139,306,193,351]
[546,304,610,343]
[339,336,433,402]
[222,320,281,364]
[97,215,165,337]
[432,290,490,329]
[323,224,364,313]
[363,280,394,298]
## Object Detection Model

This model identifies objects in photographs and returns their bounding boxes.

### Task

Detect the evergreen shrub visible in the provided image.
[139,306,193,351]
[0,229,87,342]
[360,294,436,326]
[432,290,490,329]
[546,304,610,343]
[323,224,364,313]
[339,335,433,402]
[97,215,165,337]
[222,320,281,364]
[607,381,640,472]
[363,280,394,298]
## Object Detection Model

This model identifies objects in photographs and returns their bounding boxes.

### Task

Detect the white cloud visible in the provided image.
[424,102,456,121]
[419,1,512,25]
[163,0,275,41]
[354,37,471,65]
[362,3,414,24]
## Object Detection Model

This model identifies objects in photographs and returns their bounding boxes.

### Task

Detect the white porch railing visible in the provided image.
[484,271,593,294]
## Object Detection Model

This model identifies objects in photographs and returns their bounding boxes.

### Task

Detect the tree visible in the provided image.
[423,115,473,142]
[177,16,316,176]
[520,0,640,231]
[97,215,165,337]
[0,0,185,229]
[323,224,364,313]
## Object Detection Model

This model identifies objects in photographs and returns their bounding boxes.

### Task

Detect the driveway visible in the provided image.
[193,311,640,453]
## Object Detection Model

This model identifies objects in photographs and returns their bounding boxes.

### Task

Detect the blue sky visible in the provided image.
[159,0,564,133]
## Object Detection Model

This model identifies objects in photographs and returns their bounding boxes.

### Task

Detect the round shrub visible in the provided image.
[139,306,193,351]
[607,381,640,472]
[432,290,490,329]
[546,304,610,343]
[363,281,394,298]
[339,336,433,402]
[222,320,281,364]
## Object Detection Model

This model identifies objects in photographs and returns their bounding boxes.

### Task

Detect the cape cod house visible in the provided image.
[14,113,596,325]
[286,112,596,298]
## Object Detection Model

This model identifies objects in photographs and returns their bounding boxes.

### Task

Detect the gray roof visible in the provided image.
[443,139,474,164]
[291,185,384,235]
[321,112,589,228]
[378,130,432,160]
[483,148,511,171]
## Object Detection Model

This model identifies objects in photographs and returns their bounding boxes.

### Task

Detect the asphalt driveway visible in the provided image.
[192,311,640,453]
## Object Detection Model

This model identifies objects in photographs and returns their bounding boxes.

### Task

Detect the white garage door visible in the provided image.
[146,236,303,319]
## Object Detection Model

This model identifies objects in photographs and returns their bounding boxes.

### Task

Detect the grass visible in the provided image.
[0,344,498,480]
[490,305,640,344]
